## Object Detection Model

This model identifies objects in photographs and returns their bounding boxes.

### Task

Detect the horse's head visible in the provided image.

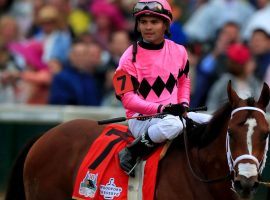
[227,81,270,199]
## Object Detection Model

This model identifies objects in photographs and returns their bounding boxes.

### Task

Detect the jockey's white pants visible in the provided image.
[128,112,212,143]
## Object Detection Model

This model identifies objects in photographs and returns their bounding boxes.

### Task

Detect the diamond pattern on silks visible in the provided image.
[138,73,177,99]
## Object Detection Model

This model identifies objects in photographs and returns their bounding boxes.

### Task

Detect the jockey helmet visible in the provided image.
[133,0,172,23]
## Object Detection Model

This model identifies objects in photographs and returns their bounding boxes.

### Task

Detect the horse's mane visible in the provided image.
[197,102,232,148]
[190,97,256,148]
[169,102,232,150]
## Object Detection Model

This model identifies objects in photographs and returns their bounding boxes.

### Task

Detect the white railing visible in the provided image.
[0,105,126,124]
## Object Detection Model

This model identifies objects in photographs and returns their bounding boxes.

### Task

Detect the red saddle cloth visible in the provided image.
[72,124,163,200]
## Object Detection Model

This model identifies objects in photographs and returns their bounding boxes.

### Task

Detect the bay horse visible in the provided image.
[5,81,270,200]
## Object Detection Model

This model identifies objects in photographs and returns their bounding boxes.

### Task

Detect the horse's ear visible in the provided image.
[227,80,240,107]
[257,82,270,109]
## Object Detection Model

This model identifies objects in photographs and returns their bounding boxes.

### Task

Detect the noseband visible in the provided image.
[226,107,269,176]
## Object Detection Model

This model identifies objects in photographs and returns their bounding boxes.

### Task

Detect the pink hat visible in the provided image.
[227,43,251,65]
[9,40,48,70]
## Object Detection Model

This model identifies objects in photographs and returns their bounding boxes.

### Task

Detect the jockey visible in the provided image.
[113,0,211,176]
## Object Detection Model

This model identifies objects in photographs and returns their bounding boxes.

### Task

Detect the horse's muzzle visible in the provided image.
[234,175,259,199]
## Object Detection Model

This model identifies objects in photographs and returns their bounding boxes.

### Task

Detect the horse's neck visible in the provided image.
[156,131,231,200]
[198,122,230,177]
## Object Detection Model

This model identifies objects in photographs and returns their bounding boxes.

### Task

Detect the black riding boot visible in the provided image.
[119,131,157,177]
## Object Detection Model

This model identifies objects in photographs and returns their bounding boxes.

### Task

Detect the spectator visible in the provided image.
[0,15,22,47]
[117,0,137,31]
[0,15,25,69]
[206,43,261,112]
[10,40,52,104]
[33,5,72,74]
[184,0,255,43]
[167,0,188,45]
[191,21,241,107]
[0,15,26,104]
[98,30,131,107]
[9,0,33,37]
[0,45,22,104]
[89,1,127,50]
[48,42,102,106]
[248,28,270,81]
[105,30,132,70]
[47,0,76,39]
[25,0,47,39]
[186,43,202,94]
[243,0,270,40]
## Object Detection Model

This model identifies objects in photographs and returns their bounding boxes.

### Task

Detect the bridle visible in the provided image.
[226,107,269,176]
[182,106,269,184]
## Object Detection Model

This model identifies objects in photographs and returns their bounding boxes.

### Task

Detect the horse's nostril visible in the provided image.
[253,181,259,190]
[234,180,242,190]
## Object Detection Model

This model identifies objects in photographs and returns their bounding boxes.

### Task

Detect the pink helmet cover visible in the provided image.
[134,0,172,23]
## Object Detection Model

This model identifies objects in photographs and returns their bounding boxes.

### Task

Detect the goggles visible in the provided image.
[133,1,172,20]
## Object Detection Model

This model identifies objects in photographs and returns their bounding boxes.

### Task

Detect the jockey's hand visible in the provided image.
[162,103,188,116]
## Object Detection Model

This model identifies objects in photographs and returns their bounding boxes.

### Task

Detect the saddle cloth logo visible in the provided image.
[79,172,98,198]
[100,178,122,199]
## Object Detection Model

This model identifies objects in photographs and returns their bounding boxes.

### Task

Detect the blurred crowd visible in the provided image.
[0,0,269,113]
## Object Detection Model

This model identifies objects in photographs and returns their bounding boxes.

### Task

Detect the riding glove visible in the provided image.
[162,103,188,116]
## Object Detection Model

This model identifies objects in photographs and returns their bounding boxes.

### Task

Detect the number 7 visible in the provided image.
[117,75,126,91]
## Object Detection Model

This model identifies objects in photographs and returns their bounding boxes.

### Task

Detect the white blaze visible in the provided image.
[245,118,257,154]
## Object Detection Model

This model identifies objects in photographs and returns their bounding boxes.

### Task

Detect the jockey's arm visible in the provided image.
[121,91,162,115]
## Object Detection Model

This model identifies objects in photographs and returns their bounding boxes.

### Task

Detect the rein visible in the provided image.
[181,117,231,184]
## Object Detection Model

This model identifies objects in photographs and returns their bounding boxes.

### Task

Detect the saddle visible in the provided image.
[72,124,164,200]
[72,119,207,200]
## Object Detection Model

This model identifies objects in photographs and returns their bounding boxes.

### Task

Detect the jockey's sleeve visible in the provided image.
[121,91,162,115]
[177,60,191,105]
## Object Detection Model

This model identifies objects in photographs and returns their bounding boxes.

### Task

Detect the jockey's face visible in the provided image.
[138,15,166,44]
